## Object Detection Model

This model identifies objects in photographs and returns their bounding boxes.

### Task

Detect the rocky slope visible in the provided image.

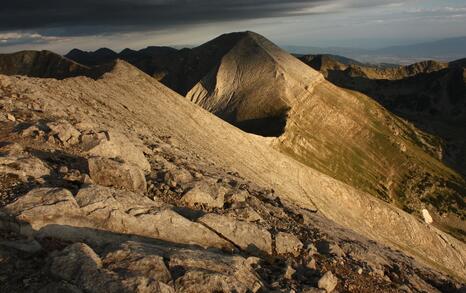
[0,60,465,291]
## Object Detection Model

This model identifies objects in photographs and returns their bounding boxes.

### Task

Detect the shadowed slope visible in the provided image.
[0,50,92,79]
[65,48,118,67]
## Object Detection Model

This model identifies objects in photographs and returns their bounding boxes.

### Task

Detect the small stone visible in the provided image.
[357,268,363,275]
[6,113,15,121]
[47,120,81,145]
[198,213,272,255]
[164,168,193,186]
[245,257,261,268]
[192,171,203,179]
[88,157,147,193]
[306,243,318,256]
[306,258,317,270]
[21,125,41,137]
[275,232,303,257]
[318,271,338,293]
[81,174,93,184]
[284,265,296,280]
[422,209,433,224]
[59,166,69,174]
[47,135,56,144]
[316,240,345,258]
[229,190,249,203]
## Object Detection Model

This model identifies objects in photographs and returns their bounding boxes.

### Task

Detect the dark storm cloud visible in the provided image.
[0,0,331,36]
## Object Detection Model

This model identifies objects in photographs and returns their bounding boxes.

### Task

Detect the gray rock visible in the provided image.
[284,264,296,280]
[227,207,264,223]
[317,240,345,258]
[2,186,234,250]
[82,130,150,172]
[107,241,262,293]
[50,243,120,293]
[306,257,317,270]
[199,213,272,254]
[47,120,81,145]
[0,143,50,181]
[50,242,173,293]
[0,188,80,237]
[318,271,338,293]
[228,190,249,203]
[181,181,226,208]
[20,125,42,138]
[88,156,147,193]
[75,185,234,250]
[103,244,172,284]
[175,270,250,293]
[164,168,193,187]
[275,232,303,257]
[6,113,15,121]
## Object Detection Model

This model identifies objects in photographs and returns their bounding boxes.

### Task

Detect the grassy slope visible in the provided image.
[276,82,465,233]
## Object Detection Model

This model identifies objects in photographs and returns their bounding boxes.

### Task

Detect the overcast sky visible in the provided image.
[0,0,465,53]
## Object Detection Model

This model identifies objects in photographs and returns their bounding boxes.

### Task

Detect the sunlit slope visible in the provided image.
[2,60,465,279]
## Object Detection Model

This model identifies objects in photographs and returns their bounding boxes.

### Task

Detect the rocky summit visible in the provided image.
[0,31,465,293]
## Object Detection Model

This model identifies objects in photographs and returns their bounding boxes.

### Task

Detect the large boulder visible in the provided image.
[114,241,263,293]
[0,188,82,237]
[75,185,234,249]
[198,213,272,254]
[164,167,193,187]
[46,120,81,145]
[181,181,226,208]
[0,142,50,181]
[50,242,172,293]
[0,186,234,250]
[275,232,303,257]
[81,130,150,172]
[49,241,263,293]
[88,156,147,193]
[318,271,338,293]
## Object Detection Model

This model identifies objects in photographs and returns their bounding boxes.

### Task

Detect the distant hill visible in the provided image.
[0,50,91,79]
[286,36,466,63]
[376,36,466,60]
[300,55,449,80]
[65,48,118,67]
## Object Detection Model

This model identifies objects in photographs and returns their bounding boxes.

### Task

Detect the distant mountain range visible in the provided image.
[285,36,466,64]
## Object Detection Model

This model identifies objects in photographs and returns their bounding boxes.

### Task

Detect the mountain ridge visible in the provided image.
[1,59,465,282]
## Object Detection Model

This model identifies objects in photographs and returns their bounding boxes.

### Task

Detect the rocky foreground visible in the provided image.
[0,63,465,292]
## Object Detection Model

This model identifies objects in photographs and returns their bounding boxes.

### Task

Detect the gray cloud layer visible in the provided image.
[1,0,332,36]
